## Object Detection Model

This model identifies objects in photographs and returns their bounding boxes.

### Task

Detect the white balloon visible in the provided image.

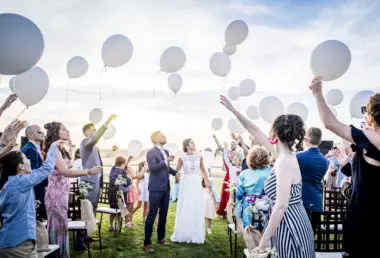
[330,106,338,117]
[225,20,249,46]
[101,34,133,67]
[0,13,44,75]
[202,151,215,170]
[326,89,344,106]
[14,66,49,106]
[286,102,308,121]
[160,46,186,73]
[66,56,89,79]
[228,118,244,133]
[349,90,375,119]
[164,143,179,156]
[168,73,182,94]
[259,96,285,123]
[310,40,351,81]
[89,108,103,124]
[212,118,223,131]
[223,45,237,56]
[228,86,239,101]
[209,52,231,77]
[247,106,260,120]
[128,140,143,156]
[239,79,256,97]
[103,124,116,140]
[9,77,16,93]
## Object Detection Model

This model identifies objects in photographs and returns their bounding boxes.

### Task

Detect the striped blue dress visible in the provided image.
[264,172,315,258]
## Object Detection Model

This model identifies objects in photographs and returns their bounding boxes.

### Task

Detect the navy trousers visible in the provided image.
[144,190,170,246]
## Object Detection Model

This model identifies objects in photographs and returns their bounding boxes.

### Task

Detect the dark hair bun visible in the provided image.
[44,123,52,130]
[272,115,305,152]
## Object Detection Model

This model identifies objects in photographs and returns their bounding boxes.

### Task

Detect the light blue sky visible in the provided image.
[1,0,379,150]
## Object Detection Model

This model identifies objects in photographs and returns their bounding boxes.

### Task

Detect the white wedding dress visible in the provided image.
[170,154,205,244]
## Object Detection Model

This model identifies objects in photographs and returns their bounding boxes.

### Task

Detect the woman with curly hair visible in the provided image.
[235,145,272,227]
[221,95,314,258]
[43,122,101,258]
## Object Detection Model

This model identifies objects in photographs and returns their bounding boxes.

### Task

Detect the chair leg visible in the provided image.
[98,221,102,252]
[234,233,237,258]
[114,214,117,238]
[229,228,232,255]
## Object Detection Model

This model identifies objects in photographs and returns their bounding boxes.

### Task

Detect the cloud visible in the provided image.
[1,0,380,149]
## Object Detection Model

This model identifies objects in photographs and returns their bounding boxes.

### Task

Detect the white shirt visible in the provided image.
[155,145,168,165]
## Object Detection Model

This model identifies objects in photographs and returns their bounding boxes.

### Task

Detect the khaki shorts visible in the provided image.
[0,240,37,258]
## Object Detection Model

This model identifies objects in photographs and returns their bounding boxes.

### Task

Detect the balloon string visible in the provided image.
[15,106,28,119]
[152,87,156,98]
[99,65,106,102]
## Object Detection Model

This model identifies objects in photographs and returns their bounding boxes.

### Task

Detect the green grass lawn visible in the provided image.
[69,177,246,258]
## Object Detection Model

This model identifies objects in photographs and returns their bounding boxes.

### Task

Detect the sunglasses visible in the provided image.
[361,106,367,115]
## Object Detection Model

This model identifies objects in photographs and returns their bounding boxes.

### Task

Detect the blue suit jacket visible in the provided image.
[297,148,329,212]
[146,146,177,192]
[21,142,47,219]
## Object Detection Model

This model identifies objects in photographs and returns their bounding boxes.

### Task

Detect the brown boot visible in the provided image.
[144,245,155,254]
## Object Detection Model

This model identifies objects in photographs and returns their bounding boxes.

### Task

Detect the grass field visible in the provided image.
[69,178,246,258]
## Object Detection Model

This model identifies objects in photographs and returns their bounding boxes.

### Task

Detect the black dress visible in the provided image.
[341,126,380,257]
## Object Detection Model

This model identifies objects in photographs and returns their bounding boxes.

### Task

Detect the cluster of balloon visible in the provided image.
[164,142,179,156]
[103,124,116,140]
[100,34,134,100]
[286,102,308,122]
[247,106,260,120]
[89,108,103,124]
[228,118,244,134]
[349,90,375,119]
[159,46,186,96]
[310,40,351,81]
[0,13,48,115]
[211,118,223,131]
[128,140,143,156]
[65,56,89,106]
[210,20,249,78]
[259,96,285,124]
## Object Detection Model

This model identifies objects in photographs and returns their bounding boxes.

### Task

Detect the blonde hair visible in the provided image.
[246,146,270,170]
[150,131,162,144]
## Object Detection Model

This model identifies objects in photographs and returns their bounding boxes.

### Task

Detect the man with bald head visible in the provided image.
[21,125,46,220]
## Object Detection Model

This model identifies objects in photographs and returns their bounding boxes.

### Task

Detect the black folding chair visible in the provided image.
[95,182,122,238]
[310,211,346,254]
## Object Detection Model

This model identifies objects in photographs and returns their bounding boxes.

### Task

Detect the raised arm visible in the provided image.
[220,95,274,153]
[258,158,294,251]
[55,152,100,177]
[212,134,224,152]
[0,94,17,118]
[237,135,250,157]
[146,150,167,173]
[84,114,116,151]
[22,143,59,186]
[310,78,353,143]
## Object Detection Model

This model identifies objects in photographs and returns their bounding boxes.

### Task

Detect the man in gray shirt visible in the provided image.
[80,114,116,210]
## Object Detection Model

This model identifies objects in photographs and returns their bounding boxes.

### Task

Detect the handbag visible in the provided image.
[36,221,50,252]
[243,225,262,251]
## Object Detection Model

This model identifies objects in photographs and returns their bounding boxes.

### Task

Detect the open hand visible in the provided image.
[220,95,235,112]
[1,94,17,111]
[51,140,66,147]
[309,77,323,96]
[168,155,175,162]
[89,166,102,175]
[106,114,117,124]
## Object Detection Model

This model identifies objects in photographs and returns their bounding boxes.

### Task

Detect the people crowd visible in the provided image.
[0,76,378,258]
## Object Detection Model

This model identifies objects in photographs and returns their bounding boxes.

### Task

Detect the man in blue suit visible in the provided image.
[297,127,329,212]
[21,125,46,221]
[144,131,177,254]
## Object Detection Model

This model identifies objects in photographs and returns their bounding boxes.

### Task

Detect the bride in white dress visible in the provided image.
[170,139,211,244]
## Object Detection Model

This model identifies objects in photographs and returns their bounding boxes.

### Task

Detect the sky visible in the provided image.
[1,0,379,151]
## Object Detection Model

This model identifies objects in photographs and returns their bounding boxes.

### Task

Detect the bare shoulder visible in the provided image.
[276,154,300,174]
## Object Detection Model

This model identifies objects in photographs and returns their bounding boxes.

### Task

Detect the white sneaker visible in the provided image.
[207,228,212,235]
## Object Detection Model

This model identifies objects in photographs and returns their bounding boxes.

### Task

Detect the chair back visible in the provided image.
[311,211,346,252]
[324,187,349,212]
[68,192,81,220]
[98,182,110,205]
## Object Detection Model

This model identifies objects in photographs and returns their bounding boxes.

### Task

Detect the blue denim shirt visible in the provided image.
[0,145,58,248]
